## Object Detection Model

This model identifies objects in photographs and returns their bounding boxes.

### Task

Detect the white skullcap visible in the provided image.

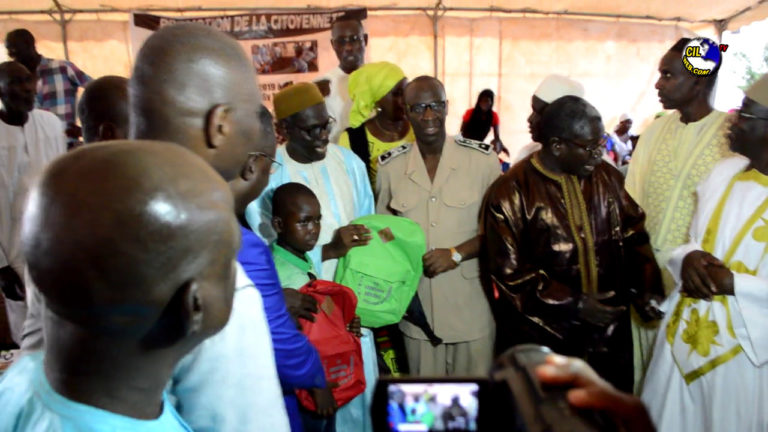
[533,74,585,104]
[619,113,632,122]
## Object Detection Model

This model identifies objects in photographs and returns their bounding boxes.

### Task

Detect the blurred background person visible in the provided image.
[460,89,502,150]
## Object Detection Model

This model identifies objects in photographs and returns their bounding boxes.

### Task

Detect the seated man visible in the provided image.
[480,96,664,393]
[0,141,239,430]
[641,73,768,432]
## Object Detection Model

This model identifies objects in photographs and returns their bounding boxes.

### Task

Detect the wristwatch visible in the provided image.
[450,247,463,264]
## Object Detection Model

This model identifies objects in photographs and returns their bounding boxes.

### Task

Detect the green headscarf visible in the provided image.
[347,61,406,129]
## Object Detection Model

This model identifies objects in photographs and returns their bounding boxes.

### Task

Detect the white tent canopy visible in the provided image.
[1,1,766,154]
[2,0,767,29]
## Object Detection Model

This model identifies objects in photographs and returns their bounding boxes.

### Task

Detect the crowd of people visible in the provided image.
[0,14,766,432]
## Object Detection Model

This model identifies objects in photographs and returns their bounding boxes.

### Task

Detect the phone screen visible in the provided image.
[386,382,480,432]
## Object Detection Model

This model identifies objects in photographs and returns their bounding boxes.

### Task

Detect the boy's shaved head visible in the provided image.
[272,182,318,219]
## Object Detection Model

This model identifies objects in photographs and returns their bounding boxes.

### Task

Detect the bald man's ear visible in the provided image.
[139,280,203,349]
[206,104,233,149]
[181,280,205,336]
[272,216,284,234]
[240,152,259,182]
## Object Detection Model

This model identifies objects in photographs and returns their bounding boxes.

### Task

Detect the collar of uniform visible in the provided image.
[405,134,458,191]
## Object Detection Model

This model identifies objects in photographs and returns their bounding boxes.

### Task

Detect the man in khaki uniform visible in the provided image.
[376,76,500,376]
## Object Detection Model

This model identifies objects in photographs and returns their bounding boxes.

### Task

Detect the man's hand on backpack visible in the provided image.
[312,386,338,417]
[323,224,371,260]
[423,248,458,278]
[283,288,318,324]
[346,316,362,337]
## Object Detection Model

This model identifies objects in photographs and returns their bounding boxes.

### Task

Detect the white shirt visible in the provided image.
[642,157,768,432]
[170,263,290,432]
[0,109,65,273]
[22,263,291,432]
[318,67,352,144]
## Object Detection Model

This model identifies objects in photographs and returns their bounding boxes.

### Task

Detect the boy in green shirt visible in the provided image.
[270,182,361,336]
[270,183,322,290]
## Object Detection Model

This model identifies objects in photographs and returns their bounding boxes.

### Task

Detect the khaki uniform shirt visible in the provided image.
[376,135,500,343]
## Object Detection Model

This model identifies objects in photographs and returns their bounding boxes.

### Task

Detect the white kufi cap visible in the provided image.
[533,74,585,103]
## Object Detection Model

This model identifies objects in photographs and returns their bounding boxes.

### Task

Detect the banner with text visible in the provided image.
[130,8,367,107]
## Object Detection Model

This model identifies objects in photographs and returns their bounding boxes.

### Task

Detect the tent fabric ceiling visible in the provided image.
[1,0,765,27]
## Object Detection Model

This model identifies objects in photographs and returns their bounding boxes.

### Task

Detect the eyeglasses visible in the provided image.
[407,101,447,115]
[296,117,335,139]
[563,137,606,155]
[248,151,282,174]
[737,110,768,121]
[331,34,364,46]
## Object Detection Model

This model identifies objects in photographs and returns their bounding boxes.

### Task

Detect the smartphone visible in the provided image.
[372,376,499,432]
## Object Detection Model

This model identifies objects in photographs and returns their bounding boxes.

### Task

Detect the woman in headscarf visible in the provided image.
[460,89,503,148]
[338,61,413,190]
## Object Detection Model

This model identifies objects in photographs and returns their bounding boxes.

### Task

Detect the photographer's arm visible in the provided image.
[536,354,656,432]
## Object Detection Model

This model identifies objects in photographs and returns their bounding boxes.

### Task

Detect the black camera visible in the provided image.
[371,345,617,432]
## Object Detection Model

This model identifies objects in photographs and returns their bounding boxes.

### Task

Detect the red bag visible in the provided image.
[295,280,365,411]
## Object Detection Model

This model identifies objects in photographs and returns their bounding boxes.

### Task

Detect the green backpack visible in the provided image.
[334,214,425,328]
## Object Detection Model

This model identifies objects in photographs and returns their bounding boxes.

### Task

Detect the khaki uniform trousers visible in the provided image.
[403,329,494,376]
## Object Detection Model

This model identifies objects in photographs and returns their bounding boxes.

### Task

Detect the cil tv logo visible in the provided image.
[682,37,728,76]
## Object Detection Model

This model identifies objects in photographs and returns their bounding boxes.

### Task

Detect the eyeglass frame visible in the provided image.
[406,100,447,115]
[560,136,606,155]
[248,151,282,174]
[292,116,336,139]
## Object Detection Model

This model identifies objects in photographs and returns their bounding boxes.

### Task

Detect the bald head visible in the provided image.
[405,75,445,99]
[272,182,318,220]
[78,75,129,143]
[539,96,602,145]
[130,23,262,181]
[22,141,239,341]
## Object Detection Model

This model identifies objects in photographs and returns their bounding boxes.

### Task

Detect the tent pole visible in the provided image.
[48,0,75,61]
[423,0,446,78]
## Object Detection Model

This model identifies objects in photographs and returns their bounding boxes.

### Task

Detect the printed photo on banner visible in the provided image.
[251,40,319,75]
[129,8,367,112]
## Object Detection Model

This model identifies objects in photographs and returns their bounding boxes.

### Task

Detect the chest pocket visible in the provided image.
[442,192,476,209]
[441,174,481,209]
[389,189,420,215]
